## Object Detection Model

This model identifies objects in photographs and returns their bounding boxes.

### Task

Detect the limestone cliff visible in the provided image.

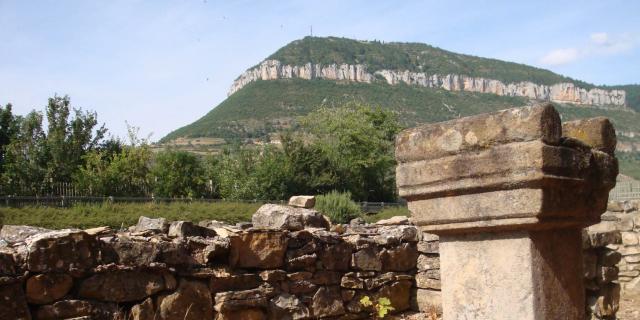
[229,60,627,108]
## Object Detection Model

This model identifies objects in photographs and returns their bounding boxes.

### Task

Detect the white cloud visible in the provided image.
[540,32,637,66]
[590,32,609,45]
[540,48,579,66]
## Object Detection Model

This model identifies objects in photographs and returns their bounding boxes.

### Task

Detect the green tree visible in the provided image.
[0,103,19,174]
[151,150,206,198]
[44,95,106,182]
[2,111,48,194]
[297,102,401,201]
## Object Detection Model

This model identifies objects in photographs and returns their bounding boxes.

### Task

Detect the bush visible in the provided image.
[315,191,361,224]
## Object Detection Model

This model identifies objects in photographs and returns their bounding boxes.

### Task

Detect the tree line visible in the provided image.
[0,97,401,201]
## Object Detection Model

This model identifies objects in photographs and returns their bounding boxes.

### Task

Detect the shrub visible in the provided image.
[315,190,361,224]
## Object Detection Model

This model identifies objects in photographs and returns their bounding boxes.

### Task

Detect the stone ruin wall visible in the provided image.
[0,199,637,320]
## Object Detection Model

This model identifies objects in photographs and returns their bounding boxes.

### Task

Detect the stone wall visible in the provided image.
[0,205,426,320]
[599,200,640,294]
[0,201,632,319]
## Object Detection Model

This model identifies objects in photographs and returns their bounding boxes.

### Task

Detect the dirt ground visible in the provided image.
[618,292,640,320]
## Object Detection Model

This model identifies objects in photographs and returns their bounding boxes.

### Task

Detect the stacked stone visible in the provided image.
[601,200,640,293]
[583,225,622,319]
[0,203,424,320]
[414,232,441,315]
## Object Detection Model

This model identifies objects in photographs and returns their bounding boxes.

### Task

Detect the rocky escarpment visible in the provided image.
[229,60,627,108]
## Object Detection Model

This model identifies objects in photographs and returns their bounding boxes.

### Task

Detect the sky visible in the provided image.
[1,0,639,141]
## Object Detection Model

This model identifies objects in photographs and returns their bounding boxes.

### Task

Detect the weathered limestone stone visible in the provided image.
[78,270,167,302]
[311,286,345,318]
[268,293,310,320]
[229,231,287,269]
[214,285,276,313]
[395,103,562,163]
[135,216,169,233]
[252,204,329,231]
[288,195,316,208]
[110,237,158,266]
[168,221,216,238]
[377,280,412,312]
[562,117,616,154]
[380,243,418,271]
[396,105,617,320]
[0,225,50,243]
[26,273,74,304]
[130,298,155,320]
[412,289,442,315]
[0,281,31,320]
[216,308,266,320]
[351,246,382,271]
[375,216,410,225]
[210,273,262,293]
[156,280,213,320]
[26,229,100,272]
[34,299,122,320]
[415,273,442,290]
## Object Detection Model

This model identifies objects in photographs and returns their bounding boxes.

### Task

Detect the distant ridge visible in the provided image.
[162,36,640,147]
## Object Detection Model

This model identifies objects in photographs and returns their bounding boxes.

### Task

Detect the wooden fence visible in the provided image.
[609,180,640,201]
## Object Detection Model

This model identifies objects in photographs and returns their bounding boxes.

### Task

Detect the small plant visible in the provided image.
[360,295,395,319]
[315,190,362,224]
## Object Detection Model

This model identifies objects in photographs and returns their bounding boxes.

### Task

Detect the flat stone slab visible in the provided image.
[395,103,561,163]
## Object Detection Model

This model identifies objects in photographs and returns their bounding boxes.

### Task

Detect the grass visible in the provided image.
[0,201,261,229]
[0,199,412,229]
[364,206,411,224]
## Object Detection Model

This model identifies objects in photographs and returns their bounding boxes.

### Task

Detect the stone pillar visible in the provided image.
[395,104,618,319]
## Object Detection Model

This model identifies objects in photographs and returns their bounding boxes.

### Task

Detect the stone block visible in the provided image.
[34,299,122,320]
[415,272,442,290]
[0,281,31,320]
[439,229,585,319]
[269,293,310,320]
[214,286,275,312]
[135,216,169,233]
[381,243,418,271]
[156,280,213,320]
[252,204,329,231]
[622,231,639,245]
[351,247,382,271]
[412,289,442,315]
[26,273,74,304]
[288,195,316,208]
[26,229,101,272]
[78,270,167,302]
[395,103,561,163]
[229,231,287,269]
[0,225,51,243]
[311,286,345,318]
[562,117,617,155]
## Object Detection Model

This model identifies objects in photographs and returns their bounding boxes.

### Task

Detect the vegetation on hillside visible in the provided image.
[268,37,594,88]
[162,79,528,141]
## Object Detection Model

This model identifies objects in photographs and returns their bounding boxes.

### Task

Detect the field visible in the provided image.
[0,201,409,229]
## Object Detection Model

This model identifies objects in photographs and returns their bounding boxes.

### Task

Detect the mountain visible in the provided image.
[161,36,640,177]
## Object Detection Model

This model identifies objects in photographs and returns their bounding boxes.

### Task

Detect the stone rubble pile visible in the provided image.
[0,202,435,320]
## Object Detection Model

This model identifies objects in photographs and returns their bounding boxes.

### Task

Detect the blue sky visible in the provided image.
[1,0,638,141]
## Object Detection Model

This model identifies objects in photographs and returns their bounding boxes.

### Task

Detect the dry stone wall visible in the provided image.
[599,200,640,294]
[0,202,630,319]
[0,205,426,320]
